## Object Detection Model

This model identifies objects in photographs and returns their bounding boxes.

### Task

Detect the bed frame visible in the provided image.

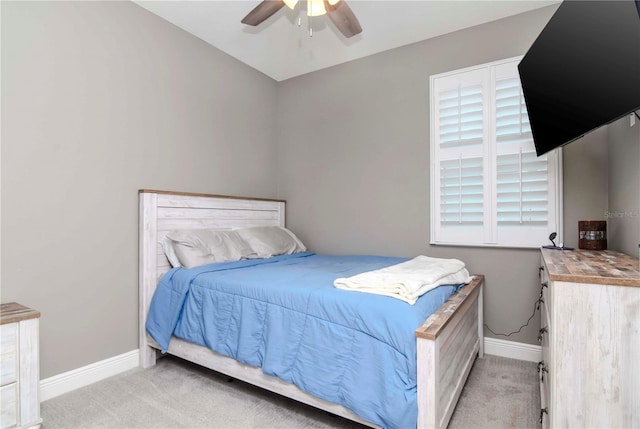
[139,189,484,429]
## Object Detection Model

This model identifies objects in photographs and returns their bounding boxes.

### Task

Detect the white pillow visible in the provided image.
[162,229,256,268]
[161,236,182,267]
[235,226,306,259]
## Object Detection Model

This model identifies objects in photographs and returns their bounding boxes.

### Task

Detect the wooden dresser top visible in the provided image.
[0,302,40,325]
[541,248,640,287]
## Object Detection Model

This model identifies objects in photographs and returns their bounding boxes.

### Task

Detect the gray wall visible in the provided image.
[1,1,278,378]
[562,127,609,249]
[275,4,610,345]
[607,115,640,257]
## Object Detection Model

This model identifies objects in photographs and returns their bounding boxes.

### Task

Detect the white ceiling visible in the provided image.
[134,0,559,82]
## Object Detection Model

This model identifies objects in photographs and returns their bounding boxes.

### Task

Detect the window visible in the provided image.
[430,57,562,248]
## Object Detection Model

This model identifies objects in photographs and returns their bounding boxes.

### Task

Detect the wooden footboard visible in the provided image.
[145,334,376,426]
[415,275,484,429]
[139,190,484,429]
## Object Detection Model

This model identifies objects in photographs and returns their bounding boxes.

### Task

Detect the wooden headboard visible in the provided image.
[138,189,285,360]
[139,190,285,281]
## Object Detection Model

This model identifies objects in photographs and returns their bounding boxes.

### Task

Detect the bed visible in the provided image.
[139,189,484,429]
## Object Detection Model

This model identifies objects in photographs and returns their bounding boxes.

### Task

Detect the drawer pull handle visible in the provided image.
[539,408,548,424]
[538,327,547,343]
[537,361,549,382]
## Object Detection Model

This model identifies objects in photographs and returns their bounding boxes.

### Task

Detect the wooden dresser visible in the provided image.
[0,303,41,429]
[538,249,640,428]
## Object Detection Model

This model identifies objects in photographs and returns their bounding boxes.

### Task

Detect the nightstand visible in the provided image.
[1,303,42,429]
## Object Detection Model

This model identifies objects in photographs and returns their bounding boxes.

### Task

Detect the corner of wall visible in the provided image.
[606,114,640,257]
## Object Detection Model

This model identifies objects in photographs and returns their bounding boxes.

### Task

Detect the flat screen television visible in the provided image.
[518,0,640,156]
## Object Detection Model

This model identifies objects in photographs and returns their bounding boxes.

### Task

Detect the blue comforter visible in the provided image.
[146,253,459,429]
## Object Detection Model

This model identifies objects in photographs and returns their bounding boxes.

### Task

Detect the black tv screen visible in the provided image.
[518,0,640,156]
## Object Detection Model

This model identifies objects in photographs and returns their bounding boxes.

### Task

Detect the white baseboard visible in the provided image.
[40,349,139,401]
[484,337,541,363]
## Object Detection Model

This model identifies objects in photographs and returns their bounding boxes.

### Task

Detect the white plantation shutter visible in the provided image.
[432,68,488,245]
[440,157,484,225]
[495,76,532,146]
[438,84,484,149]
[431,57,561,248]
[496,151,548,225]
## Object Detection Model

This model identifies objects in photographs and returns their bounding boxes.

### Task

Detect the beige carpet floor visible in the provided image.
[41,354,540,429]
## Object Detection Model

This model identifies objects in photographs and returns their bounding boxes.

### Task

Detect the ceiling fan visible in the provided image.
[241,0,362,38]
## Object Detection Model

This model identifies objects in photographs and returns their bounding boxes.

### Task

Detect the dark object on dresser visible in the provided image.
[578,220,607,250]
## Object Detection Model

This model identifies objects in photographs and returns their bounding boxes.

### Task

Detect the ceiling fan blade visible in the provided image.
[241,0,286,26]
[323,0,362,38]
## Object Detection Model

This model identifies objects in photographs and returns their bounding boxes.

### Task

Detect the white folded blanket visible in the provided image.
[334,255,473,305]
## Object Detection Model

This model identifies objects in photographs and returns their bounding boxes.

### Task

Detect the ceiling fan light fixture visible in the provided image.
[307,0,326,17]
[283,0,298,10]
[284,0,339,16]
[240,0,361,38]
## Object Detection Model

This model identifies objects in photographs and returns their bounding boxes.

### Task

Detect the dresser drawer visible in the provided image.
[0,324,17,386]
[538,297,550,350]
[538,357,550,429]
[540,297,550,358]
[539,258,551,315]
[0,383,17,429]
